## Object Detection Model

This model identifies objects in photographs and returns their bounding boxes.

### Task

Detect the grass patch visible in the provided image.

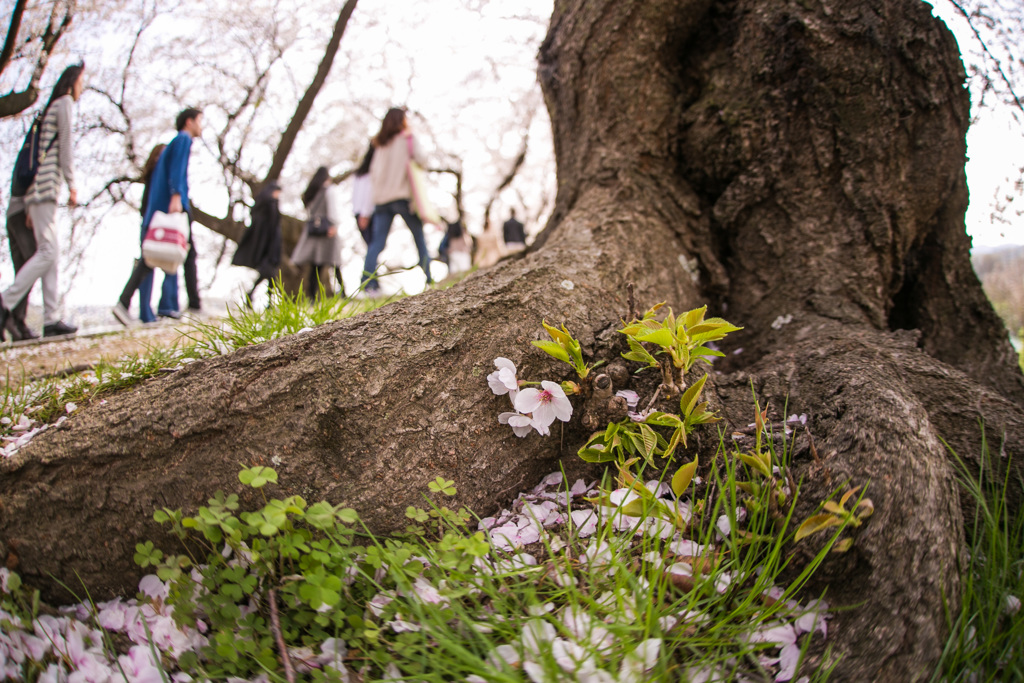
[934,433,1024,682]
[0,282,387,457]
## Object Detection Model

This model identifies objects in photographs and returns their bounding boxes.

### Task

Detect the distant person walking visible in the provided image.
[232,181,283,304]
[292,166,342,299]
[360,107,433,294]
[352,144,375,246]
[112,108,203,326]
[0,63,85,339]
[502,209,526,251]
[444,219,472,276]
[475,221,505,269]
[129,143,179,321]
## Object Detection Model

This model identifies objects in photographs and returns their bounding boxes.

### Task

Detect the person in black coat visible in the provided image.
[232,181,282,305]
[502,209,526,250]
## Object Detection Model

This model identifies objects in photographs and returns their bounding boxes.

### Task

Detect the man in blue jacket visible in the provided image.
[112,108,203,325]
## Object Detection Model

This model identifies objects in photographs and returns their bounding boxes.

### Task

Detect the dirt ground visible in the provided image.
[0,319,206,383]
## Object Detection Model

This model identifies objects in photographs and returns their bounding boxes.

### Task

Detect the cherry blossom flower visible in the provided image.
[367,592,394,617]
[570,509,598,537]
[583,540,615,572]
[498,411,533,437]
[411,578,446,605]
[139,574,169,600]
[644,517,676,539]
[389,618,421,633]
[118,644,166,683]
[487,357,520,396]
[487,643,520,669]
[795,599,830,637]
[523,500,562,527]
[532,472,563,493]
[750,622,801,682]
[514,381,573,432]
[521,618,557,658]
[616,390,639,409]
[562,606,614,654]
[619,638,662,682]
[1005,594,1021,615]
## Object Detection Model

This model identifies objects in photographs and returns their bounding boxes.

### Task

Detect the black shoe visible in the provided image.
[0,304,10,342]
[15,320,38,340]
[3,312,22,342]
[43,320,78,337]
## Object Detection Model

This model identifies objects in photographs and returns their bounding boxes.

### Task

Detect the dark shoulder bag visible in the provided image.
[11,117,56,197]
[305,215,334,237]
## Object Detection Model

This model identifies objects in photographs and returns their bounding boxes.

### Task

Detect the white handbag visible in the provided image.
[142,211,191,274]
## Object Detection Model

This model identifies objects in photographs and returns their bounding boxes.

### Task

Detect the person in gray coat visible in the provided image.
[292,166,342,299]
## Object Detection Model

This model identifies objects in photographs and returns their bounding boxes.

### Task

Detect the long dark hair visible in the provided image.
[142,143,166,183]
[302,166,330,207]
[47,63,85,105]
[355,143,374,177]
[41,62,85,119]
[372,107,406,149]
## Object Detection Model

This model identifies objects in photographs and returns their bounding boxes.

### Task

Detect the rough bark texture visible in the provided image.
[1,1,1022,681]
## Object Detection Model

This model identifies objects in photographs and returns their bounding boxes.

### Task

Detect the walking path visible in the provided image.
[0,301,230,382]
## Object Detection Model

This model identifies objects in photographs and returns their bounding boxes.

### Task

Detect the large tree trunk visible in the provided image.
[2,1,1022,680]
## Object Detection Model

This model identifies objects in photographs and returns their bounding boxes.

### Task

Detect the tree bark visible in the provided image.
[0,0,74,119]
[263,0,359,183]
[1,1,1021,681]
[0,0,29,77]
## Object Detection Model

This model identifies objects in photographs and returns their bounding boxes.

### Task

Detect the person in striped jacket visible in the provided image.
[0,64,84,339]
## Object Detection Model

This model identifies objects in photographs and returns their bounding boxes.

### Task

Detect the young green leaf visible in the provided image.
[679,373,709,417]
[856,499,875,520]
[833,538,855,552]
[532,340,572,363]
[682,306,707,329]
[840,486,862,508]
[541,320,572,347]
[579,445,616,463]
[239,465,278,488]
[638,423,658,459]
[662,426,685,460]
[636,327,675,348]
[619,498,648,517]
[795,513,843,541]
[822,501,846,515]
[642,411,684,428]
[737,451,772,478]
[428,477,457,496]
[671,458,698,497]
[622,336,658,366]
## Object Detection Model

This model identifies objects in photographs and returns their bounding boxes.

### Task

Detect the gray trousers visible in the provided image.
[5,208,37,326]
[1,202,61,325]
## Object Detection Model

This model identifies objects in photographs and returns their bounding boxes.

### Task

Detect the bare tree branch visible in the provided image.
[192,204,246,243]
[263,0,359,183]
[481,132,529,231]
[0,0,75,119]
[0,0,29,76]
[947,0,1024,118]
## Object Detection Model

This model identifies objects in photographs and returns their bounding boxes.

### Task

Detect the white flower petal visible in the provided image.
[514,388,543,413]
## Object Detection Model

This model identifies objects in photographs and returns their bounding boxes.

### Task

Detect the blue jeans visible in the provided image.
[360,200,432,291]
[136,224,177,322]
